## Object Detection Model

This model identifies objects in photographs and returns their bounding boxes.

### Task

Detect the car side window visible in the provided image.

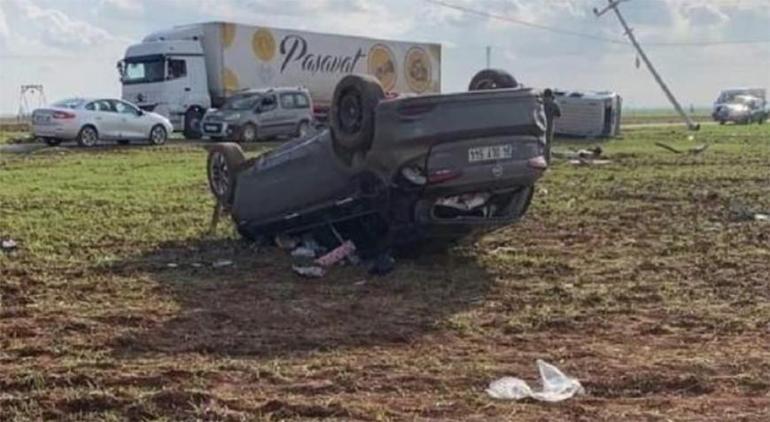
[113,100,140,116]
[261,95,277,112]
[96,100,115,112]
[294,93,310,109]
[85,102,97,111]
[280,93,295,109]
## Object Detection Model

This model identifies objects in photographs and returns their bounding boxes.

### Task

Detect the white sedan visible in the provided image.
[31,98,173,147]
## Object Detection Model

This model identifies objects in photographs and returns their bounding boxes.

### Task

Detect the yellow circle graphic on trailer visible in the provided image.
[404,47,432,93]
[224,68,240,93]
[367,44,397,92]
[252,28,276,62]
[222,23,236,49]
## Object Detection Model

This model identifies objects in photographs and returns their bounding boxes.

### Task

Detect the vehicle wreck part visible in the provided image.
[315,240,357,267]
[293,265,326,278]
[206,143,246,208]
[1,238,18,252]
[469,69,518,91]
[486,360,584,402]
[329,74,385,158]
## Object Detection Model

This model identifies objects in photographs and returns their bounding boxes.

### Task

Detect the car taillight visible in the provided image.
[52,111,75,119]
[428,168,463,184]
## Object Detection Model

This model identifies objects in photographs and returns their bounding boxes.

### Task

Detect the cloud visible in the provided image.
[19,1,117,49]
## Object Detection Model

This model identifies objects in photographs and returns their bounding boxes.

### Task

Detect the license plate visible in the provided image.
[34,115,50,123]
[204,124,220,132]
[468,145,513,163]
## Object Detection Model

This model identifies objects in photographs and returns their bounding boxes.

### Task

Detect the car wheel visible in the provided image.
[77,126,99,147]
[117,139,130,146]
[149,125,168,145]
[183,107,204,139]
[469,69,518,90]
[44,138,62,147]
[296,120,310,138]
[206,143,246,208]
[240,123,258,143]
[330,74,385,155]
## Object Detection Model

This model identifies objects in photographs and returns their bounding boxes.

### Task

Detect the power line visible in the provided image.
[425,0,627,45]
[424,0,770,47]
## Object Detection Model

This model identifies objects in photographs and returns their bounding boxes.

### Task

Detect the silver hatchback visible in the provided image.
[202,88,314,142]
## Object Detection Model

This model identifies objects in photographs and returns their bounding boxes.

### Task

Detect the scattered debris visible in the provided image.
[212,259,233,269]
[293,265,326,278]
[166,263,179,268]
[291,247,318,259]
[486,360,584,402]
[569,159,612,166]
[728,201,770,222]
[1,238,18,253]
[315,241,357,267]
[654,142,709,155]
[191,262,203,268]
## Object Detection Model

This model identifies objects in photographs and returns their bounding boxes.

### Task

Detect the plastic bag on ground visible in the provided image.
[486,360,584,402]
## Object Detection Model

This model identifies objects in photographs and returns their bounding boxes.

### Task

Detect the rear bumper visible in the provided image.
[32,123,79,139]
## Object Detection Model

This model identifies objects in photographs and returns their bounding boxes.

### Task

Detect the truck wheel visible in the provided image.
[240,123,258,143]
[330,74,384,155]
[469,69,518,90]
[206,143,246,208]
[183,107,204,140]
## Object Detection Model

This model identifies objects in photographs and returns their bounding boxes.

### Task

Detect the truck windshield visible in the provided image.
[222,95,261,111]
[121,56,165,85]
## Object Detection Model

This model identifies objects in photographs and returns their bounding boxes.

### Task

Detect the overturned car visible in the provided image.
[206,69,552,256]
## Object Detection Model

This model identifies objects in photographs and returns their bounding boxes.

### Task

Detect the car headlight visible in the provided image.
[224,113,241,121]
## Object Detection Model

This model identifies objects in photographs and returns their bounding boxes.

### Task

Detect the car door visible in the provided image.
[112,100,147,140]
[256,94,280,136]
[88,100,120,140]
[276,93,297,135]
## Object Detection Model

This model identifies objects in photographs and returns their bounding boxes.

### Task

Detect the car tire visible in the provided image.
[206,143,246,208]
[77,126,99,147]
[468,69,518,90]
[117,139,130,146]
[149,125,168,146]
[240,123,258,143]
[296,120,310,138]
[44,138,62,147]
[183,107,204,140]
[330,74,385,155]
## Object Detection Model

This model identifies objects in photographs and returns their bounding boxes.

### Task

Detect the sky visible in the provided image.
[1,0,769,114]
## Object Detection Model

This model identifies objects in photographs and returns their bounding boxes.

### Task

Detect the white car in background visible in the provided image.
[32,98,173,147]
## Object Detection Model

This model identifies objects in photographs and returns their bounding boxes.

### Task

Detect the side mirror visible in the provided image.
[137,110,144,116]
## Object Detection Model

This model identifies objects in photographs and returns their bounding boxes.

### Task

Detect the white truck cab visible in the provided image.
[119,27,210,137]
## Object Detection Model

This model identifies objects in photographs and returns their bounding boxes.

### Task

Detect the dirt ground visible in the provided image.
[1,124,770,420]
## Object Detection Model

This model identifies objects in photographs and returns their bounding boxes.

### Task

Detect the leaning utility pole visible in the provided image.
[594,0,700,130]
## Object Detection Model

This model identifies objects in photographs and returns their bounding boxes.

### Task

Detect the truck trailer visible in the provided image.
[118,22,442,138]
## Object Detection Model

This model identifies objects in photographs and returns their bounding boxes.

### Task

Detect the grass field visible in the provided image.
[1,125,770,420]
